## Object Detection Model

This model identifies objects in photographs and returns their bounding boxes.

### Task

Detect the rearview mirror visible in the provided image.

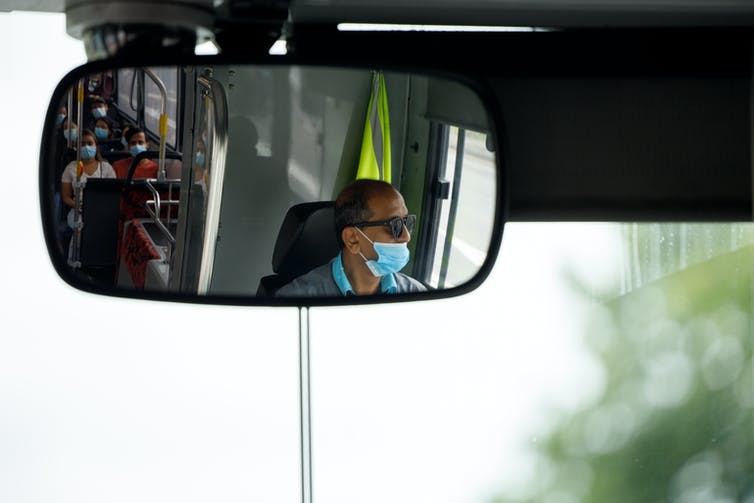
[40,62,502,306]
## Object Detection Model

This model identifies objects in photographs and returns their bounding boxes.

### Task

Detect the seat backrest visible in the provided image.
[257,201,340,296]
[115,181,181,269]
[79,178,125,268]
[101,150,131,166]
[98,138,125,153]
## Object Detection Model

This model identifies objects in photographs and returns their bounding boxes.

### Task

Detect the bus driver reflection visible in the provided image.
[276,179,426,297]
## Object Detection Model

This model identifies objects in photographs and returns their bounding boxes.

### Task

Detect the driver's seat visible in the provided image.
[257,201,340,296]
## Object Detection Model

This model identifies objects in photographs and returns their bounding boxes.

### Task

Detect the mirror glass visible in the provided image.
[43,65,498,301]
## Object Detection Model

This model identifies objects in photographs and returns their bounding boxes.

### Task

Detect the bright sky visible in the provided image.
[0,10,624,503]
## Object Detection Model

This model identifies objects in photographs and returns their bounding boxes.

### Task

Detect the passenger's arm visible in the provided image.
[61,182,75,208]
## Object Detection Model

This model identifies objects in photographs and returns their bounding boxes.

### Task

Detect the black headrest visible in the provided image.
[272,201,340,277]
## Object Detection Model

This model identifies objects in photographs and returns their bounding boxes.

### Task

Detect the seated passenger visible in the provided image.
[119,123,134,151]
[85,71,114,102]
[60,118,77,144]
[60,129,117,227]
[55,105,67,127]
[56,119,80,171]
[194,138,208,188]
[276,179,427,297]
[86,96,120,132]
[93,118,117,150]
[112,127,159,179]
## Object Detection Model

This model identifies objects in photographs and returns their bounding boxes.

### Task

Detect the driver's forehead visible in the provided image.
[367,189,407,219]
[130,133,147,143]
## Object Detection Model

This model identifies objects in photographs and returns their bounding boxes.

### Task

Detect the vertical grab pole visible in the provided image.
[66,88,73,148]
[76,80,84,155]
[299,307,313,503]
[438,128,466,287]
[143,68,168,182]
[69,78,85,268]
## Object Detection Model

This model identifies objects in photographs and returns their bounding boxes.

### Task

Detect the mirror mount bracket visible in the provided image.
[65,0,214,61]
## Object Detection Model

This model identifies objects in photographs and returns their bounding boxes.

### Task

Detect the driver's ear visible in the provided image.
[342,227,361,254]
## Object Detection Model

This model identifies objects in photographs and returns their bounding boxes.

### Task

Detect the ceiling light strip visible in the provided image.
[337,23,550,32]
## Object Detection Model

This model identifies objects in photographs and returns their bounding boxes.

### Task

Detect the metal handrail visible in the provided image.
[143,68,168,182]
[66,88,73,148]
[144,179,179,246]
[144,180,179,266]
[129,69,138,113]
[195,73,229,295]
[69,78,86,268]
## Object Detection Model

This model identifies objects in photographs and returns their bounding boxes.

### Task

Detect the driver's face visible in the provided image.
[358,188,410,260]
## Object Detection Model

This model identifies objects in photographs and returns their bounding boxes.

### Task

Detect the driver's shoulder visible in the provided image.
[394,273,428,292]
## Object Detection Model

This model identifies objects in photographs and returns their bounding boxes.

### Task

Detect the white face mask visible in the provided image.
[356,227,410,277]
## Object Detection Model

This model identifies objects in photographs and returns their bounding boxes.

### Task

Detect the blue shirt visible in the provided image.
[275,252,426,297]
[331,251,397,295]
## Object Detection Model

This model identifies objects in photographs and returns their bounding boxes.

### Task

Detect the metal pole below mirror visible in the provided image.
[299,307,312,503]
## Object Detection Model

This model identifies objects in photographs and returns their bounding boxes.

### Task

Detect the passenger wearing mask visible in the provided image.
[53,114,79,220]
[112,127,159,179]
[120,123,134,151]
[85,71,114,102]
[57,119,80,172]
[93,118,112,140]
[194,138,208,188]
[93,118,119,152]
[55,105,67,127]
[276,179,427,296]
[87,96,119,132]
[53,109,71,168]
[60,118,78,145]
[60,129,116,227]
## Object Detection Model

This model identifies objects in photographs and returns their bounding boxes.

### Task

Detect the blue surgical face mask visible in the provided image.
[92,107,106,119]
[80,145,97,160]
[56,114,66,125]
[94,127,108,139]
[130,144,147,157]
[195,151,205,166]
[356,227,410,277]
[63,129,77,142]
[121,136,128,148]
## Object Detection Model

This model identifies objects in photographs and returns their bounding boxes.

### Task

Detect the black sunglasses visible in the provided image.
[353,215,416,239]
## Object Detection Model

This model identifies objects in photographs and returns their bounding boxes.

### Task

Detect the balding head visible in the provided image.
[334,179,402,247]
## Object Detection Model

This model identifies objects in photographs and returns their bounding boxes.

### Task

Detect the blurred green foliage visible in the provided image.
[494,225,754,503]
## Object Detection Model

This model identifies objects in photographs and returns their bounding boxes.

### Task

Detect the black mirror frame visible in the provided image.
[40,41,507,308]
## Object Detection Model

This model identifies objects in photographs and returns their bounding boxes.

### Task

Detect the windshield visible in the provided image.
[311,222,754,502]
[6,10,754,503]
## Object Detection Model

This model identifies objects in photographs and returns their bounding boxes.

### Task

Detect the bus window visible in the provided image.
[424,125,496,288]
[116,67,138,125]
[144,66,179,148]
